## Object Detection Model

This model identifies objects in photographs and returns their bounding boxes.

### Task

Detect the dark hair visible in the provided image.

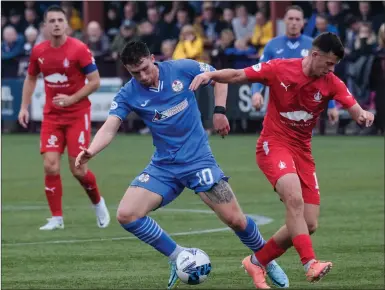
[316,13,329,22]
[120,41,151,66]
[312,32,345,60]
[285,5,304,16]
[44,5,66,20]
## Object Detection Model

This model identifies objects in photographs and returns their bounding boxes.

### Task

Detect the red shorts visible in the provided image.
[256,137,320,205]
[40,111,91,157]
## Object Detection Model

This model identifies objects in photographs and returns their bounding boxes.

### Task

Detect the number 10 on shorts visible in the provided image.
[196,169,214,186]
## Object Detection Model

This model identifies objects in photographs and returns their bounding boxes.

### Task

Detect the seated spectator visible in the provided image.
[211,28,236,69]
[232,4,256,42]
[110,20,138,61]
[138,20,161,55]
[313,14,338,37]
[2,25,24,60]
[8,9,24,34]
[23,25,38,55]
[173,25,204,61]
[369,23,385,134]
[158,39,176,61]
[223,38,257,69]
[21,8,40,31]
[105,5,121,42]
[82,21,110,59]
[250,11,273,56]
[222,8,234,30]
[61,1,82,32]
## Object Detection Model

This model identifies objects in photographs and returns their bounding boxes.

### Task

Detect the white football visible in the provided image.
[176,248,211,285]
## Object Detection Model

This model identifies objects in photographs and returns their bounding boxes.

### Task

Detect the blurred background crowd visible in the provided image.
[1,1,384,135]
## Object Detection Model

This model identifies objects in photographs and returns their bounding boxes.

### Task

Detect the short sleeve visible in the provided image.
[330,75,357,109]
[27,47,40,76]
[77,43,98,75]
[108,87,132,121]
[243,60,276,86]
[176,59,216,86]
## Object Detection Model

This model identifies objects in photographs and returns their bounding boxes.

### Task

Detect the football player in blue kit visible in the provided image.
[75,41,289,289]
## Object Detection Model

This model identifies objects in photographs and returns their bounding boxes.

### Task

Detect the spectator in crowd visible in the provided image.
[223,37,257,69]
[211,28,236,69]
[61,1,82,32]
[23,25,38,56]
[82,21,110,59]
[66,25,82,40]
[171,8,191,39]
[199,1,226,48]
[157,39,176,61]
[146,7,172,50]
[123,1,141,24]
[21,8,40,31]
[1,25,24,78]
[8,9,24,34]
[172,24,204,61]
[1,14,7,38]
[313,14,339,37]
[255,1,270,19]
[250,11,273,56]
[111,20,138,60]
[35,21,49,44]
[2,26,24,60]
[372,1,385,34]
[232,4,256,41]
[105,5,121,42]
[138,20,161,55]
[327,1,347,42]
[357,1,373,23]
[370,23,385,134]
[163,1,185,25]
[344,14,361,54]
[222,8,235,30]
[304,0,327,36]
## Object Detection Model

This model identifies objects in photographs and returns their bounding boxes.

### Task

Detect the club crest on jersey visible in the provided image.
[152,99,188,122]
[314,90,322,102]
[63,58,69,68]
[252,63,262,72]
[172,80,183,92]
[110,101,118,110]
[138,173,150,183]
[301,49,309,57]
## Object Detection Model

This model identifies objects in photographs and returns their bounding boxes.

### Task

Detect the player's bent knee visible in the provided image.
[71,167,87,180]
[43,157,60,175]
[224,214,247,231]
[116,204,146,225]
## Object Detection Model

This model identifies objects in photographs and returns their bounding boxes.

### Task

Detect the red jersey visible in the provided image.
[28,37,96,122]
[244,58,357,149]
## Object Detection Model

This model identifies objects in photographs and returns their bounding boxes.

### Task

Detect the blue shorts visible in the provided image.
[130,155,228,208]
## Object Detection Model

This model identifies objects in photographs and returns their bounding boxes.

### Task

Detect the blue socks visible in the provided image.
[235,216,266,252]
[121,216,183,260]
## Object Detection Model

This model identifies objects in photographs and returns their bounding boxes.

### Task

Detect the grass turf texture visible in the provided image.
[2,134,384,289]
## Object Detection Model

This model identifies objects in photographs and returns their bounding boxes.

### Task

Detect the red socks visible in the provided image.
[45,174,63,216]
[255,238,287,267]
[292,234,316,265]
[77,170,101,205]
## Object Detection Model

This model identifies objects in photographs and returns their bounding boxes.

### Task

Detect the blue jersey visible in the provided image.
[251,35,335,108]
[109,59,215,165]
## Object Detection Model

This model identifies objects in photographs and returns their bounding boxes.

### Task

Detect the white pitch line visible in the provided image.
[2,208,273,247]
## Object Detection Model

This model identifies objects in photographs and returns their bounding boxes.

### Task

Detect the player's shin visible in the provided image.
[235,216,265,252]
[44,174,63,217]
[120,216,184,261]
[76,170,101,204]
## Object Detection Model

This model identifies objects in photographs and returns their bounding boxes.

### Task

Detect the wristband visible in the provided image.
[214,106,226,115]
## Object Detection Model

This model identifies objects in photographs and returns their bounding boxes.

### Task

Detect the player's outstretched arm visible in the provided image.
[18,73,38,128]
[189,69,247,91]
[75,115,121,168]
[347,104,374,127]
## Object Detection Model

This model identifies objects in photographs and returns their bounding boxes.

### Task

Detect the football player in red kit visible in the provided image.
[18,5,110,230]
[189,32,374,288]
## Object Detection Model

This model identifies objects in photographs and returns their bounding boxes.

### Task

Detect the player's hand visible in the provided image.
[327,107,339,125]
[75,146,95,168]
[357,110,375,127]
[213,113,230,137]
[189,73,212,91]
[251,92,264,110]
[18,108,29,128]
[53,94,76,107]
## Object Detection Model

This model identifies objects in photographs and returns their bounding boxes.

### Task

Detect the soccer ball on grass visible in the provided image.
[176,248,211,285]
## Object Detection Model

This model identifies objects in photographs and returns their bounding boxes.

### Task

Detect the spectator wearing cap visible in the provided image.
[173,25,204,61]
[110,20,138,61]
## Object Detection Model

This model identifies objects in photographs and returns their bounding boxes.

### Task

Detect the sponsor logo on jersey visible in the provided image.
[152,99,188,122]
[280,111,314,122]
[44,73,68,84]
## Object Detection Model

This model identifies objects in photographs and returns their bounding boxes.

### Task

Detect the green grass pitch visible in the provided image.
[2,134,384,289]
